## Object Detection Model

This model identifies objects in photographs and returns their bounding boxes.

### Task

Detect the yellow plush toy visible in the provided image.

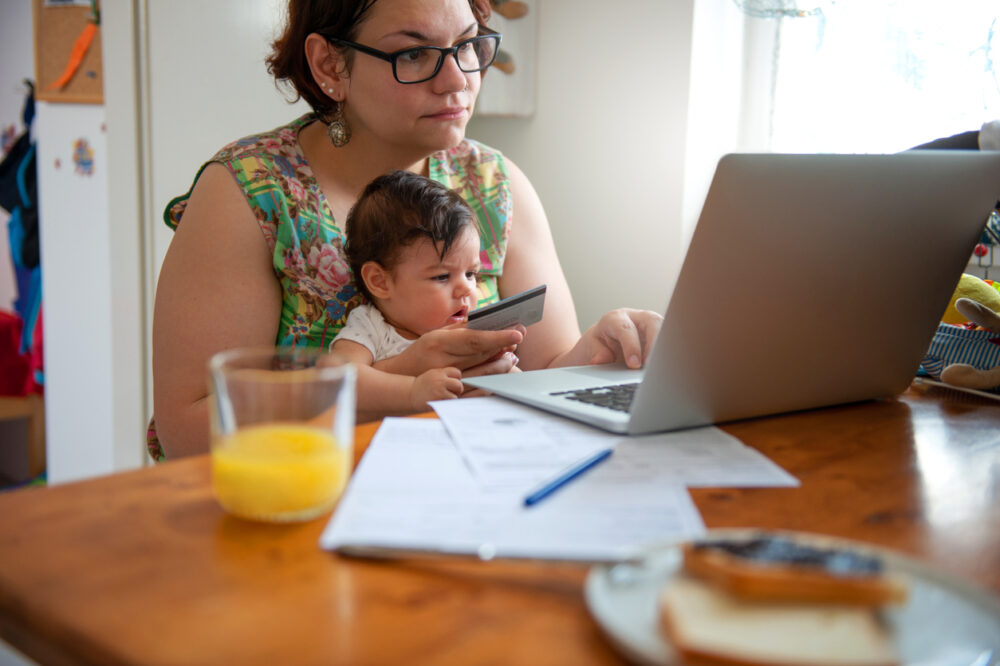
[921,273,1000,390]
[940,273,1000,324]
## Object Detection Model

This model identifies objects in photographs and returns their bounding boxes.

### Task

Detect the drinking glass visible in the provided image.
[208,347,356,522]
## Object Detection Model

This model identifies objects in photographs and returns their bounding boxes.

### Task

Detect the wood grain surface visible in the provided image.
[0,383,997,665]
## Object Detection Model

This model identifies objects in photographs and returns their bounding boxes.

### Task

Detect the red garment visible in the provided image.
[0,310,31,396]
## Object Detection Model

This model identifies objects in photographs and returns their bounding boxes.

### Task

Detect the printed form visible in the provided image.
[320,418,706,562]
[430,397,799,490]
[321,399,797,562]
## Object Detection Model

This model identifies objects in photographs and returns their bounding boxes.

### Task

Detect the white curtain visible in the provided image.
[683,0,999,230]
[745,0,999,152]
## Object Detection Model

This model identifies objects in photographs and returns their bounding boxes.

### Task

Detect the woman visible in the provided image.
[151,0,662,459]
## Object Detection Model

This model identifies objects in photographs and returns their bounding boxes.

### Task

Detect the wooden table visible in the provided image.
[1,383,998,665]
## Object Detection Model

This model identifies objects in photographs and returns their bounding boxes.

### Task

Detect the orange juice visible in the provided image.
[211,423,349,522]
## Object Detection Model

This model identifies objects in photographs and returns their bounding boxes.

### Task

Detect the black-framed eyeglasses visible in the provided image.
[323,33,501,84]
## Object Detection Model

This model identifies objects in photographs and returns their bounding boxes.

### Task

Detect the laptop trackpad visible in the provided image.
[562,363,644,384]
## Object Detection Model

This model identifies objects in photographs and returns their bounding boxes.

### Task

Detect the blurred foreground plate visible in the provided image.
[585,528,1000,666]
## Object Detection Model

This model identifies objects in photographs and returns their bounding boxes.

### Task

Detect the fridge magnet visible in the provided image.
[72,138,94,175]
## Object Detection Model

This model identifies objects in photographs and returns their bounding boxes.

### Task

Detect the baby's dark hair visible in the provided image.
[345,170,478,302]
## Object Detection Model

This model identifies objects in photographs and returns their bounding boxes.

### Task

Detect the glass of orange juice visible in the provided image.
[208,347,356,522]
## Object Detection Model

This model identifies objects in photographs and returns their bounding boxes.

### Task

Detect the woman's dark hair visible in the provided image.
[345,170,478,302]
[267,0,493,117]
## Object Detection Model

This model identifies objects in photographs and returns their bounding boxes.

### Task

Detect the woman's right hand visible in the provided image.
[373,325,524,378]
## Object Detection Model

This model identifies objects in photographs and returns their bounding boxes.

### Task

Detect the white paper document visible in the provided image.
[430,397,799,490]
[321,399,798,562]
[431,396,613,488]
[319,418,707,562]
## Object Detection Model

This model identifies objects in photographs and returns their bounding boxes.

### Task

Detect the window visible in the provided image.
[683,0,1000,232]
[757,1,999,152]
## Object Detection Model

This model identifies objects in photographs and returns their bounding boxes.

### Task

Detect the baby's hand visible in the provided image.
[411,367,464,410]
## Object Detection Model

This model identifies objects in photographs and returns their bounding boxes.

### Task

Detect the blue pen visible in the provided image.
[523,448,614,507]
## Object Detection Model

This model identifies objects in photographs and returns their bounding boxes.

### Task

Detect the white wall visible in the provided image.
[145,0,311,282]
[47,0,709,481]
[103,0,150,478]
[467,1,696,327]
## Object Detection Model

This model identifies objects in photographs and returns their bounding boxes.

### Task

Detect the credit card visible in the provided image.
[467,284,546,331]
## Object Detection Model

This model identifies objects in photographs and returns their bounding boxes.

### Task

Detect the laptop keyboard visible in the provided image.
[550,382,639,413]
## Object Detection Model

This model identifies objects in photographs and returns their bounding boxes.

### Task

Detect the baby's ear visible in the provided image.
[360,262,392,300]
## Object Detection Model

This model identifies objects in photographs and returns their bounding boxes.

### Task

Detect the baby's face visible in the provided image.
[379,226,481,338]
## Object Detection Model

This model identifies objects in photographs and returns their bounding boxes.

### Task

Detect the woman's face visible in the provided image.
[340,0,483,155]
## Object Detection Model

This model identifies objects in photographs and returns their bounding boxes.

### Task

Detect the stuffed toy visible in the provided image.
[920,273,1000,390]
[916,121,1000,390]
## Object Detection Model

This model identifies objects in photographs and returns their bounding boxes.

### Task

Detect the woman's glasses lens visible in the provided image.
[394,35,499,83]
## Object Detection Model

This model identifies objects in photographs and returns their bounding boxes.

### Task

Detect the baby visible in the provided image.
[332,170,511,413]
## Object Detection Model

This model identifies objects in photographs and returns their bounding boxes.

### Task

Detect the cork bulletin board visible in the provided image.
[33,0,103,104]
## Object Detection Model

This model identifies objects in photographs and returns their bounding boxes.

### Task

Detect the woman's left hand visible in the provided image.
[557,308,663,369]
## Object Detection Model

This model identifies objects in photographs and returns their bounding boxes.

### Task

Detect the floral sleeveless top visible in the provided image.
[147,113,512,461]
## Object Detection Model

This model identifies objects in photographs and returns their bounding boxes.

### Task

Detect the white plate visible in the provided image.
[585,529,1000,666]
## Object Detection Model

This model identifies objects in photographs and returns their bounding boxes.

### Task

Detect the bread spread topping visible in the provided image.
[693,537,884,576]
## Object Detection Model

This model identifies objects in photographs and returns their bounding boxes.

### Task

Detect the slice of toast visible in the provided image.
[682,536,908,606]
[659,574,899,666]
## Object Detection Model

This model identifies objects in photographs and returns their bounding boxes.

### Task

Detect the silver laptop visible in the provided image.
[465,152,1000,434]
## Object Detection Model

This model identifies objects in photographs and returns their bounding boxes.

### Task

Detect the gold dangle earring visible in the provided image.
[323,83,351,148]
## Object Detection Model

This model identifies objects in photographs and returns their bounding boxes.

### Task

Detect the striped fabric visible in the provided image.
[920,323,1000,379]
